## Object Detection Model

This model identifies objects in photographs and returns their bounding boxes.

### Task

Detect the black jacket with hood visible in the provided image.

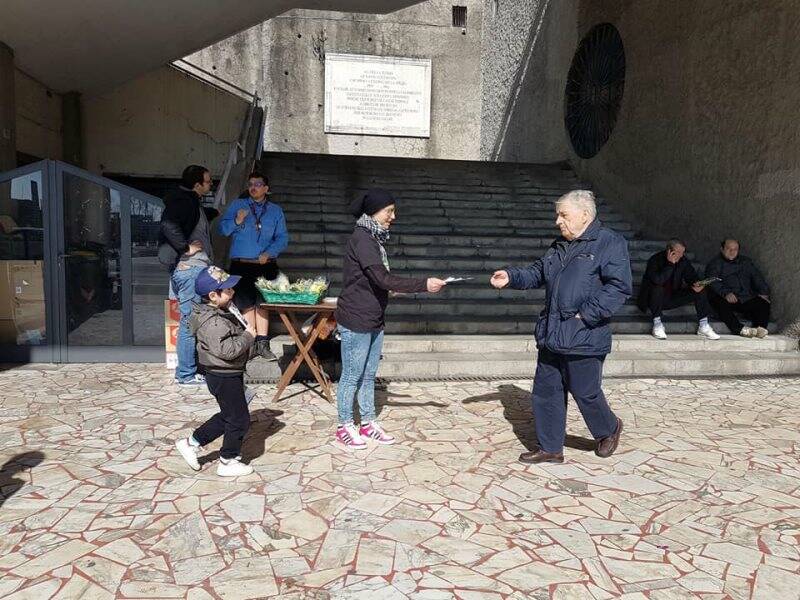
[158,187,203,267]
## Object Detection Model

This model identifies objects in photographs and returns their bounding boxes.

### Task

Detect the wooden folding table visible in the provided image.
[261,302,336,403]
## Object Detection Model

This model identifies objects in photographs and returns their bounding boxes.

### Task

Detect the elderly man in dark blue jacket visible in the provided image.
[491,190,632,464]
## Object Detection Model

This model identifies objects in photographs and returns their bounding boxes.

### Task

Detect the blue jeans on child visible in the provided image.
[336,325,384,424]
[170,264,204,382]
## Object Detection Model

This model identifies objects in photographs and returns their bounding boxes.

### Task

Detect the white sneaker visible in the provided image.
[652,323,667,340]
[697,323,720,340]
[740,327,758,338]
[217,457,253,477]
[335,424,368,450]
[175,438,201,471]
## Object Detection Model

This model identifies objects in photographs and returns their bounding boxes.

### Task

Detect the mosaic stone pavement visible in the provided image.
[1,364,799,599]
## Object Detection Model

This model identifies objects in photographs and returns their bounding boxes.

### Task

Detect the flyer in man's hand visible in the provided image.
[694,276,721,287]
[443,276,474,283]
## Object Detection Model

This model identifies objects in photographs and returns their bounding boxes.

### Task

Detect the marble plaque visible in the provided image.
[324,53,432,138]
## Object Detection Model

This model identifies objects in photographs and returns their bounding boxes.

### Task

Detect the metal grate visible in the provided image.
[452,5,467,28]
[564,23,626,159]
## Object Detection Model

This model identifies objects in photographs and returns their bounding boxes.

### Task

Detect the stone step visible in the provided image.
[375,316,777,335]
[282,204,628,223]
[285,221,638,238]
[284,242,684,263]
[253,334,800,381]
[372,334,798,354]
[283,214,633,231]
[374,350,800,379]
[383,300,693,318]
[275,191,607,206]
[289,231,668,251]
[279,261,677,280]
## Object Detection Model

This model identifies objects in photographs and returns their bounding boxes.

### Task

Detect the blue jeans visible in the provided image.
[170,265,204,382]
[336,325,384,425]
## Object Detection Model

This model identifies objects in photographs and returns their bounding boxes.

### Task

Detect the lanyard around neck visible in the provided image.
[249,199,268,239]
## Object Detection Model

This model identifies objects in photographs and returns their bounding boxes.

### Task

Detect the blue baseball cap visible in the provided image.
[195,266,241,296]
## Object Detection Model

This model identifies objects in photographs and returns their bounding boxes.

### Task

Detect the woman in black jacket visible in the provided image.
[334,189,446,449]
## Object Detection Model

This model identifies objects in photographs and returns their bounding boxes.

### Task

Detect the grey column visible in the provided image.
[62,92,83,168]
[0,41,16,171]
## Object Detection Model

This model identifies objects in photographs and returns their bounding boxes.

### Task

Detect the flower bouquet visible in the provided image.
[256,274,328,305]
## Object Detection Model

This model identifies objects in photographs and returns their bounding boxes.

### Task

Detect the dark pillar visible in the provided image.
[62,92,83,167]
[0,42,16,171]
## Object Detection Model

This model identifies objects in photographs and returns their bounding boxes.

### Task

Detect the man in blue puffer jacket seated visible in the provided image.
[491,190,632,464]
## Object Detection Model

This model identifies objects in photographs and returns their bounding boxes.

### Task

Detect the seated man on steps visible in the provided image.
[705,238,771,338]
[637,239,720,340]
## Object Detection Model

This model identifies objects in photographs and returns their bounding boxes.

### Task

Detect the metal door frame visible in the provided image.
[0,160,167,363]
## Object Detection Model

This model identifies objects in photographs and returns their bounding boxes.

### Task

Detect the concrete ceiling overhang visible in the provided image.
[1,0,423,93]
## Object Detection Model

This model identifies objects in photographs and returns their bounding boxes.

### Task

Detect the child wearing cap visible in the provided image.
[174,266,257,477]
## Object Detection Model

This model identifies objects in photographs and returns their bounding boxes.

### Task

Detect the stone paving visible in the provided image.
[1,365,800,599]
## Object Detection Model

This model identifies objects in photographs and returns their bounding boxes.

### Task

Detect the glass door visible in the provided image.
[0,162,54,362]
[53,162,166,362]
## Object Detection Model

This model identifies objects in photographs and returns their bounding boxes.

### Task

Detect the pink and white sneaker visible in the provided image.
[335,424,367,450]
[359,421,396,445]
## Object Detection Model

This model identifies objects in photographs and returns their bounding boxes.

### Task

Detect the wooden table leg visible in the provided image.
[272,311,334,403]
[293,315,334,403]
[272,311,304,402]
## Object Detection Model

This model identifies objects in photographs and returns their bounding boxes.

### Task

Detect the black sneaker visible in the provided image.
[256,339,278,362]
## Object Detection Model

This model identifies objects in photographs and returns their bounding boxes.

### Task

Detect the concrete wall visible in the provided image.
[570,0,800,328]
[479,0,575,163]
[188,1,484,160]
[82,66,249,178]
[14,69,62,163]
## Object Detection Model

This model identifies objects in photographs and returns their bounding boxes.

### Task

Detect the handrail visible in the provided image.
[171,58,256,102]
[213,95,259,209]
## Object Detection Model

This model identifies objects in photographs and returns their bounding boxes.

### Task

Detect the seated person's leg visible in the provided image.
[708,290,744,335]
[742,297,771,330]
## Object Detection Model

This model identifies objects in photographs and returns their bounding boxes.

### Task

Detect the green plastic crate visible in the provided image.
[257,288,325,305]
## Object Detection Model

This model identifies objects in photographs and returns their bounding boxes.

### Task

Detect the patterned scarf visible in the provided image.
[356,213,389,244]
[356,213,390,270]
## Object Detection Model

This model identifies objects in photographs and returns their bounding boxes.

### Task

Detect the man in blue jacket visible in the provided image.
[219,172,289,361]
[491,190,631,464]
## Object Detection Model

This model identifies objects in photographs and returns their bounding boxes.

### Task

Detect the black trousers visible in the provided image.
[709,293,770,334]
[647,286,710,320]
[229,259,280,310]
[193,372,250,460]
[531,349,618,453]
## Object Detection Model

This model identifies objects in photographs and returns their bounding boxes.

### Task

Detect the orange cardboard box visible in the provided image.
[165,324,178,352]
[164,299,180,326]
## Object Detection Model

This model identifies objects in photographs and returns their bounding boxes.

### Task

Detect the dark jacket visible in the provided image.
[705,254,769,302]
[335,227,427,332]
[158,187,202,267]
[189,303,254,373]
[636,251,700,312]
[505,220,632,356]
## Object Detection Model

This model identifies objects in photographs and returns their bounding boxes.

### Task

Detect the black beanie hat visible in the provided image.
[350,188,395,217]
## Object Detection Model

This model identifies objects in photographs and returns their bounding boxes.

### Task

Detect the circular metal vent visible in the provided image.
[564,23,625,159]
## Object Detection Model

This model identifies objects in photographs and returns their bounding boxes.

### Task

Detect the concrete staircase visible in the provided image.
[253,152,800,380]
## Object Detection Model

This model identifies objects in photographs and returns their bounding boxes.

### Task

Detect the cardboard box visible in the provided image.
[165,324,178,352]
[164,299,180,326]
[0,261,46,343]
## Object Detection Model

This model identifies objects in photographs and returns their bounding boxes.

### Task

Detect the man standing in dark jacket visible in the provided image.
[637,240,720,340]
[705,239,771,338]
[491,190,630,464]
[159,165,213,385]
